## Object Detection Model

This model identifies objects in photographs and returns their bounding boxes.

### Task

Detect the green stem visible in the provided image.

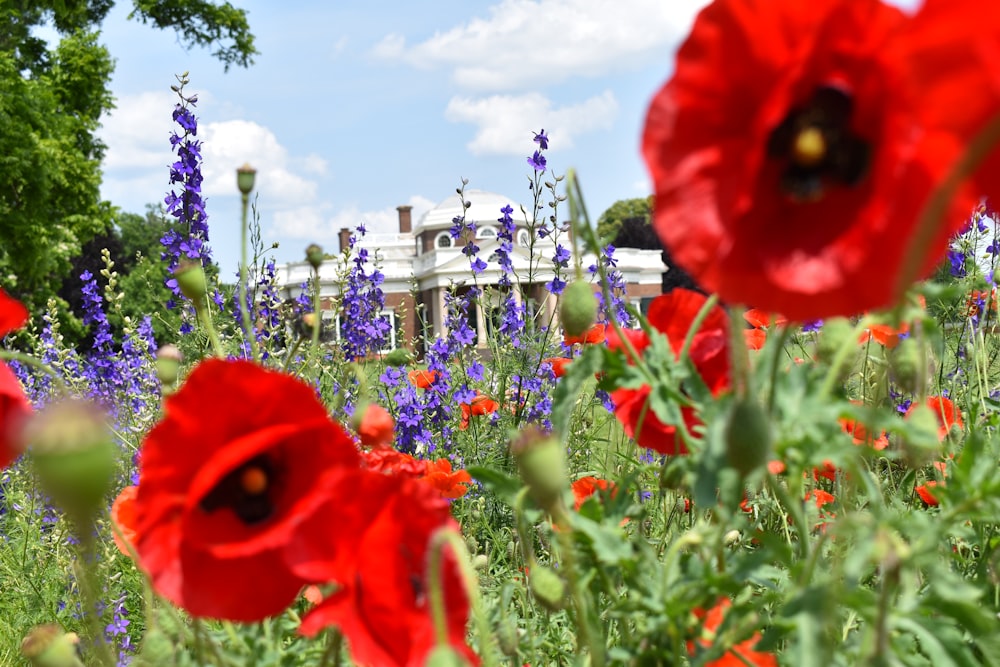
[819,315,874,400]
[426,528,501,667]
[317,629,343,667]
[76,527,117,667]
[551,502,606,667]
[239,191,260,362]
[196,298,225,358]
[0,349,68,393]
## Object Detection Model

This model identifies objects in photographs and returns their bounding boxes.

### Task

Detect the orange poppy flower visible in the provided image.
[905,395,963,440]
[570,476,615,511]
[564,322,606,346]
[110,485,139,558]
[743,309,788,329]
[688,598,778,667]
[459,393,499,430]
[355,404,395,449]
[915,481,941,506]
[743,329,768,351]
[840,414,890,451]
[806,489,836,511]
[421,459,472,499]
[407,369,441,389]
[543,357,573,378]
[767,460,786,475]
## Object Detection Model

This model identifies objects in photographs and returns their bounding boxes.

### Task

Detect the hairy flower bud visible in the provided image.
[510,426,568,512]
[305,243,324,270]
[528,565,566,611]
[236,163,257,195]
[26,400,116,524]
[889,337,929,395]
[155,344,183,387]
[560,280,599,339]
[425,646,470,667]
[174,260,207,303]
[724,397,773,477]
[21,624,83,667]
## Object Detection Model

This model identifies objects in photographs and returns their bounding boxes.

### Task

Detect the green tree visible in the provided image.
[0,0,256,314]
[595,196,653,242]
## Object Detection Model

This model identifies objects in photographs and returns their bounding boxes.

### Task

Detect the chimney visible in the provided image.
[338,227,352,253]
[397,205,413,234]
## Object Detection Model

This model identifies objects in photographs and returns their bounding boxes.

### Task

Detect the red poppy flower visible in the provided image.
[422,458,472,499]
[408,369,441,389]
[564,322,606,346]
[609,289,730,455]
[966,288,998,319]
[133,358,362,622]
[293,474,475,666]
[362,448,428,478]
[459,393,499,431]
[543,357,573,378]
[643,0,985,321]
[110,485,139,558]
[767,460,786,475]
[688,598,778,667]
[840,414,889,450]
[355,403,395,449]
[812,460,838,482]
[571,476,615,511]
[915,480,941,506]
[806,489,836,511]
[743,309,788,329]
[0,288,30,470]
[905,395,963,440]
[743,329,768,351]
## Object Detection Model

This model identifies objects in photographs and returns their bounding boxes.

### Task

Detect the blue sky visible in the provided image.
[94,0,922,278]
[95,0,711,277]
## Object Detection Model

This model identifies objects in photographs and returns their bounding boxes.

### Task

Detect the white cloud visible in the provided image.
[99,92,328,213]
[445,91,617,155]
[375,0,710,90]
[271,195,436,243]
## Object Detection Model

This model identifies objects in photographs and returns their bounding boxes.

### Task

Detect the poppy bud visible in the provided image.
[305,243,324,270]
[559,280,598,339]
[497,617,520,656]
[174,260,207,303]
[901,403,941,469]
[724,397,772,477]
[425,646,470,667]
[528,565,566,611]
[510,426,568,512]
[472,554,488,570]
[21,624,83,667]
[724,529,742,547]
[236,163,257,195]
[26,399,116,524]
[888,337,929,395]
[352,403,395,449]
[155,344,183,387]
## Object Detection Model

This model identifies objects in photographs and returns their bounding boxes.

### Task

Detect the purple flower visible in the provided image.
[533,129,549,150]
[527,150,547,172]
[947,249,967,278]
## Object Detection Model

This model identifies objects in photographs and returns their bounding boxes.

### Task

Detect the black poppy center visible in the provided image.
[199,453,277,525]
[766,85,871,201]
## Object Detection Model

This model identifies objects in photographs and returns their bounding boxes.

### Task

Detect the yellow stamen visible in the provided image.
[792,126,826,166]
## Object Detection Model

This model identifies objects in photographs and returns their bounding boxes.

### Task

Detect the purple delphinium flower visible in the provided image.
[947,248,968,278]
[527,150,547,172]
[161,85,212,307]
[533,129,549,150]
[802,319,824,333]
[340,225,392,360]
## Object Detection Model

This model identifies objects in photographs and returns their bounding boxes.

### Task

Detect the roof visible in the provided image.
[414,189,520,233]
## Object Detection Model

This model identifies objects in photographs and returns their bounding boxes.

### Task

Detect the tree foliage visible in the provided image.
[595,196,653,242]
[0,0,256,315]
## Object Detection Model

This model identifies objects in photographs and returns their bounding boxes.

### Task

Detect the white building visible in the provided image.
[275,189,667,353]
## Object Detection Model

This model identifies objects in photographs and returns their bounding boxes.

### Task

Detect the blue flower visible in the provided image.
[527,150,547,172]
[533,129,549,150]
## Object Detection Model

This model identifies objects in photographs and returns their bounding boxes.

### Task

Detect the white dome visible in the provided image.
[415,189,519,232]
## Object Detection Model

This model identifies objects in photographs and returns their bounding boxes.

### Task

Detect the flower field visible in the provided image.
[6,1,1000,665]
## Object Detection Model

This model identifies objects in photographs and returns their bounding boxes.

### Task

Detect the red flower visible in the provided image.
[0,288,30,470]
[110,485,139,558]
[743,329,768,351]
[643,0,985,320]
[362,448,429,478]
[543,357,573,378]
[564,322,606,346]
[356,403,395,449]
[840,413,889,451]
[459,393,499,431]
[609,289,730,455]
[905,395,963,440]
[422,458,472,499]
[408,369,441,389]
[743,309,787,329]
[915,480,942,506]
[571,476,615,511]
[812,460,838,482]
[133,359,362,621]
[293,474,476,666]
[689,598,778,667]
[806,489,836,511]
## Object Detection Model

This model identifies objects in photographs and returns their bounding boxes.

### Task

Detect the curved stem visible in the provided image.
[239,191,260,362]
